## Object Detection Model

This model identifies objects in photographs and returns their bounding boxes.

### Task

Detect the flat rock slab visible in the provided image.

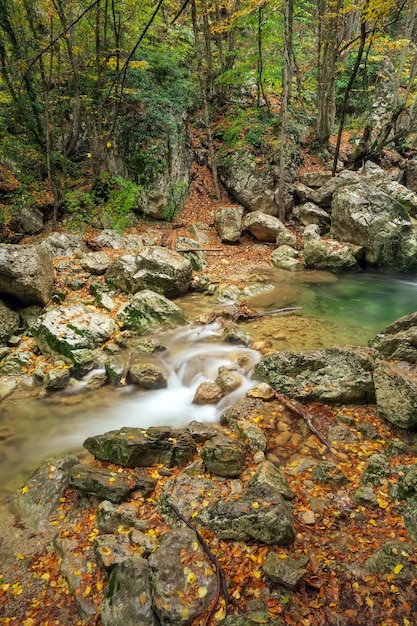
[84,426,197,469]
[68,464,156,503]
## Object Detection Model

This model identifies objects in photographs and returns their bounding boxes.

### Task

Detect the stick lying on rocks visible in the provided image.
[232,306,302,321]
[275,392,337,455]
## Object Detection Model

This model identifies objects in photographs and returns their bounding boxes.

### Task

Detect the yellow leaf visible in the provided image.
[252,501,260,509]
[140,592,147,605]
[393,564,403,575]
[232,589,241,599]
[21,485,29,495]
[106,141,112,148]
[181,608,189,620]
[404,619,411,626]
[365,597,374,608]
[186,572,196,585]
[352,582,359,590]
[215,606,226,621]
[369,519,377,527]
[41,572,50,580]
[198,586,208,598]
[84,585,91,596]
[377,497,388,509]
[16,554,25,560]
[253,570,261,579]
[96,581,103,592]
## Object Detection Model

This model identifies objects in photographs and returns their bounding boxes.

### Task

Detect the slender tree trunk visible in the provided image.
[278,0,293,221]
[332,9,368,175]
[191,0,221,201]
[256,5,271,113]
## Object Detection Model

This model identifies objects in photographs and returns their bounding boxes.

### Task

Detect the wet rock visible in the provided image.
[215,367,242,394]
[246,382,275,401]
[43,365,71,389]
[215,205,244,243]
[310,461,348,486]
[13,455,79,530]
[101,556,157,626]
[373,360,417,429]
[116,289,187,335]
[222,323,253,346]
[84,426,197,469]
[0,378,16,399]
[70,348,101,377]
[129,360,168,389]
[186,420,224,442]
[262,552,307,589]
[254,346,375,403]
[193,381,223,404]
[0,244,54,306]
[200,435,246,477]
[105,353,127,386]
[68,463,156,503]
[106,246,192,298]
[149,527,217,626]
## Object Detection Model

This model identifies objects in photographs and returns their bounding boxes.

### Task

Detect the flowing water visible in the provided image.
[2,268,417,499]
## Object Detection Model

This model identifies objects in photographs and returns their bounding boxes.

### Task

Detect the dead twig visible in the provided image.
[275,392,337,455]
[169,503,231,622]
[232,306,302,321]
[119,350,132,386]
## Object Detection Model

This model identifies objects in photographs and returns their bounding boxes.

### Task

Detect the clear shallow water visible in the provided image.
[2,270,417,498]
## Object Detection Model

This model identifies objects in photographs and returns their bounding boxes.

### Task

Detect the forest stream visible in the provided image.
[2,268,416,501]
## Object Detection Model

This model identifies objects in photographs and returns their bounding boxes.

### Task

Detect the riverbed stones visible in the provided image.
[215,367,243,394]
[148,527,217,626]
[254,346,375,403]
[270,245,305,271]
[159,473,224,523]
[0,244,54,306]
[105,246,192,297]
[200,435,246,477]
[83,426,197,469]
[364,541,417,579]
[94,534,133,571]
[68,464,157,503]
[245,211,289,243]
[373,360,417,429]
[13,455,79,530]
[116,289,187,335]
[310,461,348,486]
[262,552,307,590]
[129,359,168,389]
[304,237,360,271]
[97,500,151,534]
[249,461,295,501]
[192,381,223,404]
[101,556,157,626]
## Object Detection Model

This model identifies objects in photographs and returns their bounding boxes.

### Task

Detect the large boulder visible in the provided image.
[245,211,293,243]
[13,455,79,530]
[214,206,244,243]
[304,237,360,271]
[254,346,376,403]
[0,244,54,306]
[405,156,417,193]
[373,360,417,430]
[31,304,117,363]
[369,311,417,362]
[218,150,280,215]
[106,246,192,297]
[116,289,187,335]
[83,426,197,468]
[331,184,417,271]
[101,556,157,626]
[0,299,20,344]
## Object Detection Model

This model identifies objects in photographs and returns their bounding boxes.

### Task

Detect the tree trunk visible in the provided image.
[277,0,293,222]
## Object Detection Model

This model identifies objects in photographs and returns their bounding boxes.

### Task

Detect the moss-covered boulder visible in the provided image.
[116,289,187,335]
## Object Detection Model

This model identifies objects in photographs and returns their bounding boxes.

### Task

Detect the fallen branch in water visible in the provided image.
[275,392,336,455]
[169,503,231,622]
[232,306,302,322]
